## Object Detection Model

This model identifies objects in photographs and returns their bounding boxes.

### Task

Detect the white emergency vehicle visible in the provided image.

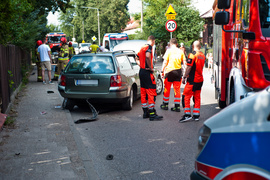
[103,33,128,51]
[191,86,270,179]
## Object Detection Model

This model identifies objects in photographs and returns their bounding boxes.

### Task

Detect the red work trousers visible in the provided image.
[163,78,181,105]
[139,69,157,110]
[183,82,201,116]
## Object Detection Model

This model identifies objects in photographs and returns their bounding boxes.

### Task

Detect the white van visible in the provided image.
[103,33,128,51]
[71,42,79,55]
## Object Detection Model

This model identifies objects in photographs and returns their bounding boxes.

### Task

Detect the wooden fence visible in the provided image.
[0,44,32,113]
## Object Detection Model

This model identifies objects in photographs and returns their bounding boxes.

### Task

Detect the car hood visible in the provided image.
[204,86,270,133]
[113,40,148,54]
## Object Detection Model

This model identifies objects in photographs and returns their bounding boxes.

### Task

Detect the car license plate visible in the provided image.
[75,79,98,86]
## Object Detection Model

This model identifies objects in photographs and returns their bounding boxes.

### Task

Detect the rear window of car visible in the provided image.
[65,56,115,74]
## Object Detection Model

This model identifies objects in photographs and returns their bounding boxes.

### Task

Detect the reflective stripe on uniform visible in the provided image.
[149,103,155,109]
[163,96,169,103]
[193,108,200,116]
[58,57,69,61]
[184,107,191,114]
[174,97,181,104]
[141,103,148,108]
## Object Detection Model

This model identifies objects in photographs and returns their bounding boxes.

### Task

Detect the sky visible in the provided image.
[47,0,142,25]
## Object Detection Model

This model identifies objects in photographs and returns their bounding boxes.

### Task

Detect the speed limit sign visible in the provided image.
[165,20,177,32]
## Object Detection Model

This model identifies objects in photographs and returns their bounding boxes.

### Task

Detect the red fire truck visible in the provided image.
[46,32,66,63]
[212,0,270,108]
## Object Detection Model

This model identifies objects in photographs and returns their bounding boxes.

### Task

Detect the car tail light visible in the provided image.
[110,75,122,87]
[60,75,66,86]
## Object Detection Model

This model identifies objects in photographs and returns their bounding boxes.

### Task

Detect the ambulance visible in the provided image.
[102,33,128,51]
[191,85,270,179]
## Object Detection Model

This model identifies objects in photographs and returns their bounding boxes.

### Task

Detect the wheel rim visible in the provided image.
[130,89,133,107]
[156,78,162,94]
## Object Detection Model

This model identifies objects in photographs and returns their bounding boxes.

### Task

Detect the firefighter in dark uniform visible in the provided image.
[36,40,43,82]
[179,40,206,122]
[68,42,75,59]
[136,35,163,121]
[53,37,69,80]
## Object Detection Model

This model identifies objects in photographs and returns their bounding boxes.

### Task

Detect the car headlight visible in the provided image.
[197,125,211,156]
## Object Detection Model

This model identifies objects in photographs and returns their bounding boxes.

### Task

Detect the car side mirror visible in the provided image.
[218,0,231,9]
[215,11,230,25]
[243,31,255,40]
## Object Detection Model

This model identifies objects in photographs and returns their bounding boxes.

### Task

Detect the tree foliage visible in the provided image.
[132,0,204,54]
[0,0,71,49]
[59,0,129,43]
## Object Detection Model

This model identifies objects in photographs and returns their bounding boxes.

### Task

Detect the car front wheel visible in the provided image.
[156,76,163,95]
[122,87,133,110]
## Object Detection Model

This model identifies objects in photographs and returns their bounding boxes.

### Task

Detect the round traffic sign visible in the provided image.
[165,20,177,32]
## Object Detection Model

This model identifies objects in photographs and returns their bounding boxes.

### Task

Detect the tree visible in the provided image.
[0,0,72,49]
[47,24,62,32]
[59,0,129,44]
[133,1,204,55]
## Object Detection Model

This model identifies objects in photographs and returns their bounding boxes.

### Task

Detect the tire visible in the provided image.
[62,98,75,111]
[218,98,226,109]
[156,76,163,95]
[214,73,218,99]
[76,100,88,109]
[122,87,133,110]
[229,83,235,104]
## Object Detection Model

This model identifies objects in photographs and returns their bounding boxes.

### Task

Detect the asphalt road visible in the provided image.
[67,68,221,180]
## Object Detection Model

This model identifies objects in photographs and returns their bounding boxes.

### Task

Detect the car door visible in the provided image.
[126,54,141,93]
[115,55,137,90]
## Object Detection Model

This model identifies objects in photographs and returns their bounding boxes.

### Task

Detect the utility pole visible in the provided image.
[81,6,100,45]
[82,20,84,42]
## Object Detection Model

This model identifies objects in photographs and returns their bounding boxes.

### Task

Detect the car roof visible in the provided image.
[113,40,148,54]
[74,51,135,57]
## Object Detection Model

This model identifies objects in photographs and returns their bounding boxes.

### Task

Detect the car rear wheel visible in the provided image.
[156,76,163,95]
[62,98,75,111]
[122,87,133,110]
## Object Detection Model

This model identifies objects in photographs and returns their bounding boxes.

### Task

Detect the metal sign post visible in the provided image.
[165,4,177,39]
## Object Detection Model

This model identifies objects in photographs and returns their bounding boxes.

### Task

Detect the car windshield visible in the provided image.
[72,44,78,48]
[47,36,65,43]
[259,0,270,37]
[65,56,115,74]
[110,39,128,49]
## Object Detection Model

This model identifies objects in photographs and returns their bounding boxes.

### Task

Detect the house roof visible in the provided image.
[123,17,140,31]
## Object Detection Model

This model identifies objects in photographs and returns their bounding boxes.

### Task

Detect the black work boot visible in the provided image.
[142,108,149,119]
[171,104,180,112]
[160,103,169,110]
[149,109,163,121]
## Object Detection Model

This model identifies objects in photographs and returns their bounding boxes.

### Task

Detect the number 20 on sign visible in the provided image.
[165,20,177,32]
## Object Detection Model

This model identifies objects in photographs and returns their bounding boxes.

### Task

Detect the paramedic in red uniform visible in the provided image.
[136,35,163,121]
[160,38,185,112]
[179,40,205,122]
